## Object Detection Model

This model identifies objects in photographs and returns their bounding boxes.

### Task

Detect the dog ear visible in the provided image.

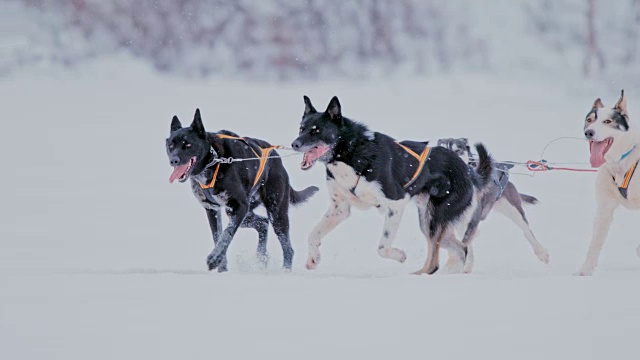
[592,98,604,109]
[303,95,317,115]
[171,116,182,132]
[191,108,206,136]
[325,96,342,121]
[614,89,627,115]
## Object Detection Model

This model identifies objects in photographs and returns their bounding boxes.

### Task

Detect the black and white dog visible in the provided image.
[167,109,318,272]
[291,96,494,274]
[437,138,550,271]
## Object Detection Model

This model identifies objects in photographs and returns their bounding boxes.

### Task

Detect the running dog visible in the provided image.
[437,138,550,271]
[576,90,640,276]
[166,109,318,272]
[291,96,494,274]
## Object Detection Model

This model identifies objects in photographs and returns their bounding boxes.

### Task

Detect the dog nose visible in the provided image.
[291,140,301,150]
[170,156,181,166]
[585,129,595,140]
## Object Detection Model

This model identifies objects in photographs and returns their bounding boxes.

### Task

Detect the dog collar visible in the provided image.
[620,145,637,161]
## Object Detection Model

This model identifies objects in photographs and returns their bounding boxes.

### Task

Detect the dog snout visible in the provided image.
[291,140,302,150]
[585,129,595,140]
[170,156,181,166]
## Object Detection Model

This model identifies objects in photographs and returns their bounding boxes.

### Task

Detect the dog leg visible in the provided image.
[377,199,409,263]
[459,206,482,274]
[240,211,270,267]
[464,244,475,273]
[413,199,442,275]
[306,197,351,270]
[495,196,549,264]
[440,233,467,274]
[266,202,295,271]
[575,200,618,276]
[413,227,443,275]
[207,202,249,271]
[205,208,227,272]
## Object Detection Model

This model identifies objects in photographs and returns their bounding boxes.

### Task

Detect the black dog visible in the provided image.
[291,96,493,274]
[167,109,318,272]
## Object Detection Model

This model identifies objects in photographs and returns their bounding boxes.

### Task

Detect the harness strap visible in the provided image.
[617,160,638,199]
[199,134,281,190]
[396,142,431,188]
[253,146,281,187]
[215,134,260,157]
[200,162,221,190]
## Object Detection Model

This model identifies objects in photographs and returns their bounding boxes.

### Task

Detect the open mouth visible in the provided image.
[301,145,330,170]
[589,138,613,168]
[169,156,196,183]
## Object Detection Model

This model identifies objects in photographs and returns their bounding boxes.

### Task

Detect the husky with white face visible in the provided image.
[576,90,640,276]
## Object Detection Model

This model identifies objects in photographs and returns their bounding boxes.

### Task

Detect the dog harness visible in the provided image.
[396,142,431,189]
[200,134,281,190]
[616,160,638,199]
[493,163,513,200]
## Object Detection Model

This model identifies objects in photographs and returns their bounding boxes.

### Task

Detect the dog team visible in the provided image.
[165,90,639,276]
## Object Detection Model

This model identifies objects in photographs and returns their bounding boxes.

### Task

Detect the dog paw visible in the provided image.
[306,255,320,270]
[206,252,226,271]
[535,248,550,264]
[412,265,438,275]
[398,250,407,263]
[573,268,594,276]
[256,253,269,268]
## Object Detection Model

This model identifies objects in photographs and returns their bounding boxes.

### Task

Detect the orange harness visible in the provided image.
[617,160,638,199]
[200,134,281,190]
[396,142,431,189]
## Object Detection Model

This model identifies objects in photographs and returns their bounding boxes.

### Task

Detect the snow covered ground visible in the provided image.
[1,57,640,359]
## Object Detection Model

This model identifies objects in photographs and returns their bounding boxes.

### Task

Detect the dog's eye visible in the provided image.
[312,128,320,134]
[604,119,612,124]
[299,126,305,134]
[586,118,594,123]
[184,142,192,148]
[169,143,175,150]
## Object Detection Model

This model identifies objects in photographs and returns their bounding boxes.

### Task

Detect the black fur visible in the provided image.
[292,96,494,274]
[611,110,629,131]
[166,109,318,272]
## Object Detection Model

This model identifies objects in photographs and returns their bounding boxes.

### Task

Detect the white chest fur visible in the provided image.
[326,162,390,210]
[190,180,228,210]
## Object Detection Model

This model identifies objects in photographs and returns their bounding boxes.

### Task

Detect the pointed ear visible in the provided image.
[171,116,182,132]
[614,89,627,114]
[325,96,342,120]
[592,98,604,109]
[191,108,206,136]
[303,95,317,115]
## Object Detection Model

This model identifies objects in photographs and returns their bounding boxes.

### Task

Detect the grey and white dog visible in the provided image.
[437,138,550,271]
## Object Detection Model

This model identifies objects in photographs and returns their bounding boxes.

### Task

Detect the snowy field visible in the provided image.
[1,57,640,359]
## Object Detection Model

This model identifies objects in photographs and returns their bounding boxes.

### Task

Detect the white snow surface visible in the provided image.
[1,57,640,359]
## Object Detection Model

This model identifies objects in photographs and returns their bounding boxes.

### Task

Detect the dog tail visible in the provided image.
[474,143,493,188]
[289,185,319,206]
[520,193,539,205]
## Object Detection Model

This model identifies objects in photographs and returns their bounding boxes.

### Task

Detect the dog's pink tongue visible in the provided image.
[169,163,190,183]
[589,140,608,168]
